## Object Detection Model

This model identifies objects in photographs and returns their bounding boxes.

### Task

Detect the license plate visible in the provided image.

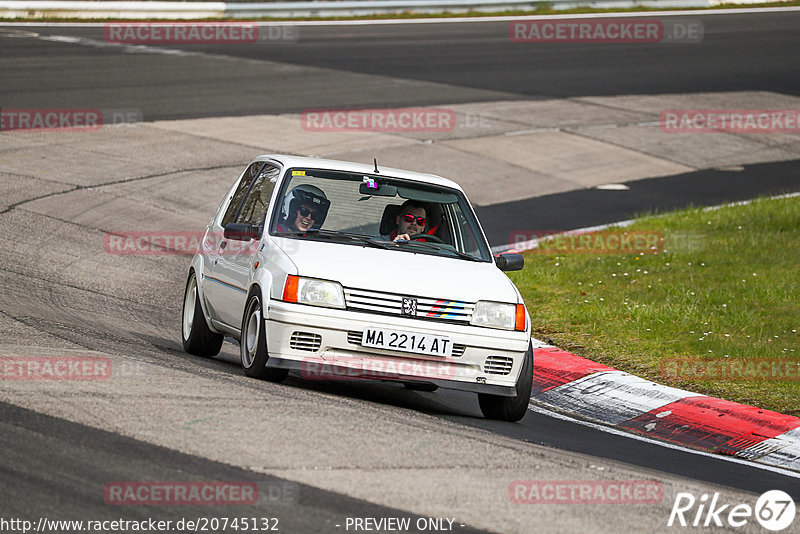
[362,327,452,357]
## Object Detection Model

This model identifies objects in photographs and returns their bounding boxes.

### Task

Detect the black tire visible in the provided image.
[182,271,223,357]
[240,289,288,382]
[478,343,533,422]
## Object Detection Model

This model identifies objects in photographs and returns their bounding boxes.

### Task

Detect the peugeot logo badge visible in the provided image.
[402,297,417,316]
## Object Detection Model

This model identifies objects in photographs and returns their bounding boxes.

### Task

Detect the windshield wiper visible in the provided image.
[276,229,393,250]
[396,240,483,262]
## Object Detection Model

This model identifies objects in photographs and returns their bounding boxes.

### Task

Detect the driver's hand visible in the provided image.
[393,234,411,242]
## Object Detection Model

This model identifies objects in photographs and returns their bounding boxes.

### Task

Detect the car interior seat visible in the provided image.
[379,204,402,237]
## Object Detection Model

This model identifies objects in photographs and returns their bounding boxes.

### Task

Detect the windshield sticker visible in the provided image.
[292,170,306,176]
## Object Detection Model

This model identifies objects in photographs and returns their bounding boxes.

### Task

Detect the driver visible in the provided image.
[386,200,427,242]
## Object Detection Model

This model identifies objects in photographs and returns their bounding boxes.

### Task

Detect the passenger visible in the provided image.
[276,184,330,233]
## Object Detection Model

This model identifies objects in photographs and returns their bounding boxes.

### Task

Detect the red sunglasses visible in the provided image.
[401,214,426,226]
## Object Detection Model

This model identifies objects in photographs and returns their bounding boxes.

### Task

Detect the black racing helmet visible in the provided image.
[280,184,330,229]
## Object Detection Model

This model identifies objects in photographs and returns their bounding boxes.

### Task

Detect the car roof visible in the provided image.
[254,154,464,193]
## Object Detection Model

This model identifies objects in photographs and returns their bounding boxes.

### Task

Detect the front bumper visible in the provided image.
[265,300,530,396]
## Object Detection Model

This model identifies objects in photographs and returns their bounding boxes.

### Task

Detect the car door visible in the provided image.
[203,162,264,324]
[212,163,279,329]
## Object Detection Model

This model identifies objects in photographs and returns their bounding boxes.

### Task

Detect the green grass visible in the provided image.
[509,195,800,416]
[3,1,800,22]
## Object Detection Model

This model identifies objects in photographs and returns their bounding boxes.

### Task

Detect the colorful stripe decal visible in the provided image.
[202,275,247,294]
[425,299,465,319]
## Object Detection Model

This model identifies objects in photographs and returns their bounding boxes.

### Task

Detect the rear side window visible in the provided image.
[221,162,263,227]
[236,165,279,227]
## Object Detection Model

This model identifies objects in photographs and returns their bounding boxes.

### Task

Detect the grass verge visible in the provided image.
[508,195,800,416]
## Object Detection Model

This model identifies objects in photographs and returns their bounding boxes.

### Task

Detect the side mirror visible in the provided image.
[224,223,259,241]
[495,253,524,272]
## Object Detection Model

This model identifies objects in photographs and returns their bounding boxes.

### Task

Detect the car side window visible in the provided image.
[221,162,263,227]
[236,165,279,227]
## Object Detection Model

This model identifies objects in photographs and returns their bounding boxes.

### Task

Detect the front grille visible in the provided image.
[347,330,466,357]
[343,287,474,324]
[290,331,322,352]
[484,356,513,375]
[347,331,362,345]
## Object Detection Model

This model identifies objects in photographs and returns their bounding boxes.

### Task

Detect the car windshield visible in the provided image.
[270,168,491,262]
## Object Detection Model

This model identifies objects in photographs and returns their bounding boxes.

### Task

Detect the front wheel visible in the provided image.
[182,271,223,357]
[478,343,533,422]
[240,290,288,382]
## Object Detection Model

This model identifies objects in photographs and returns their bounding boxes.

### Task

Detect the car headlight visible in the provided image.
[282,275,345,309]
[471,301,526,331]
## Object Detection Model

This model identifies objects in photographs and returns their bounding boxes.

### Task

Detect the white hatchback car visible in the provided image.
[182,155,533,421]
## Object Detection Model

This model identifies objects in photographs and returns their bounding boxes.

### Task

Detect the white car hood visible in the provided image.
[274,237,520,304]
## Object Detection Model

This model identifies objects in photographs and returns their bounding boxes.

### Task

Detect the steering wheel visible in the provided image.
[408,233,445,244]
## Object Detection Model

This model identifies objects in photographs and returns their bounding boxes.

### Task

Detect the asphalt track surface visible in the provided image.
[0,11,798,118]
[477,159,800,246]
[2,11,800,533]
[2,402,489,533]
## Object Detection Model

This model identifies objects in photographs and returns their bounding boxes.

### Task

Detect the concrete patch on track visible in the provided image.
[151,114,420,158]
[0,171,76,212]
[148,90,800,206]
[441,130,692,191]
[574,92,800,169]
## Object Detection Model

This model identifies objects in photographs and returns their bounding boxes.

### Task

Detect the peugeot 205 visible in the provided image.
[181,155,533,421]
